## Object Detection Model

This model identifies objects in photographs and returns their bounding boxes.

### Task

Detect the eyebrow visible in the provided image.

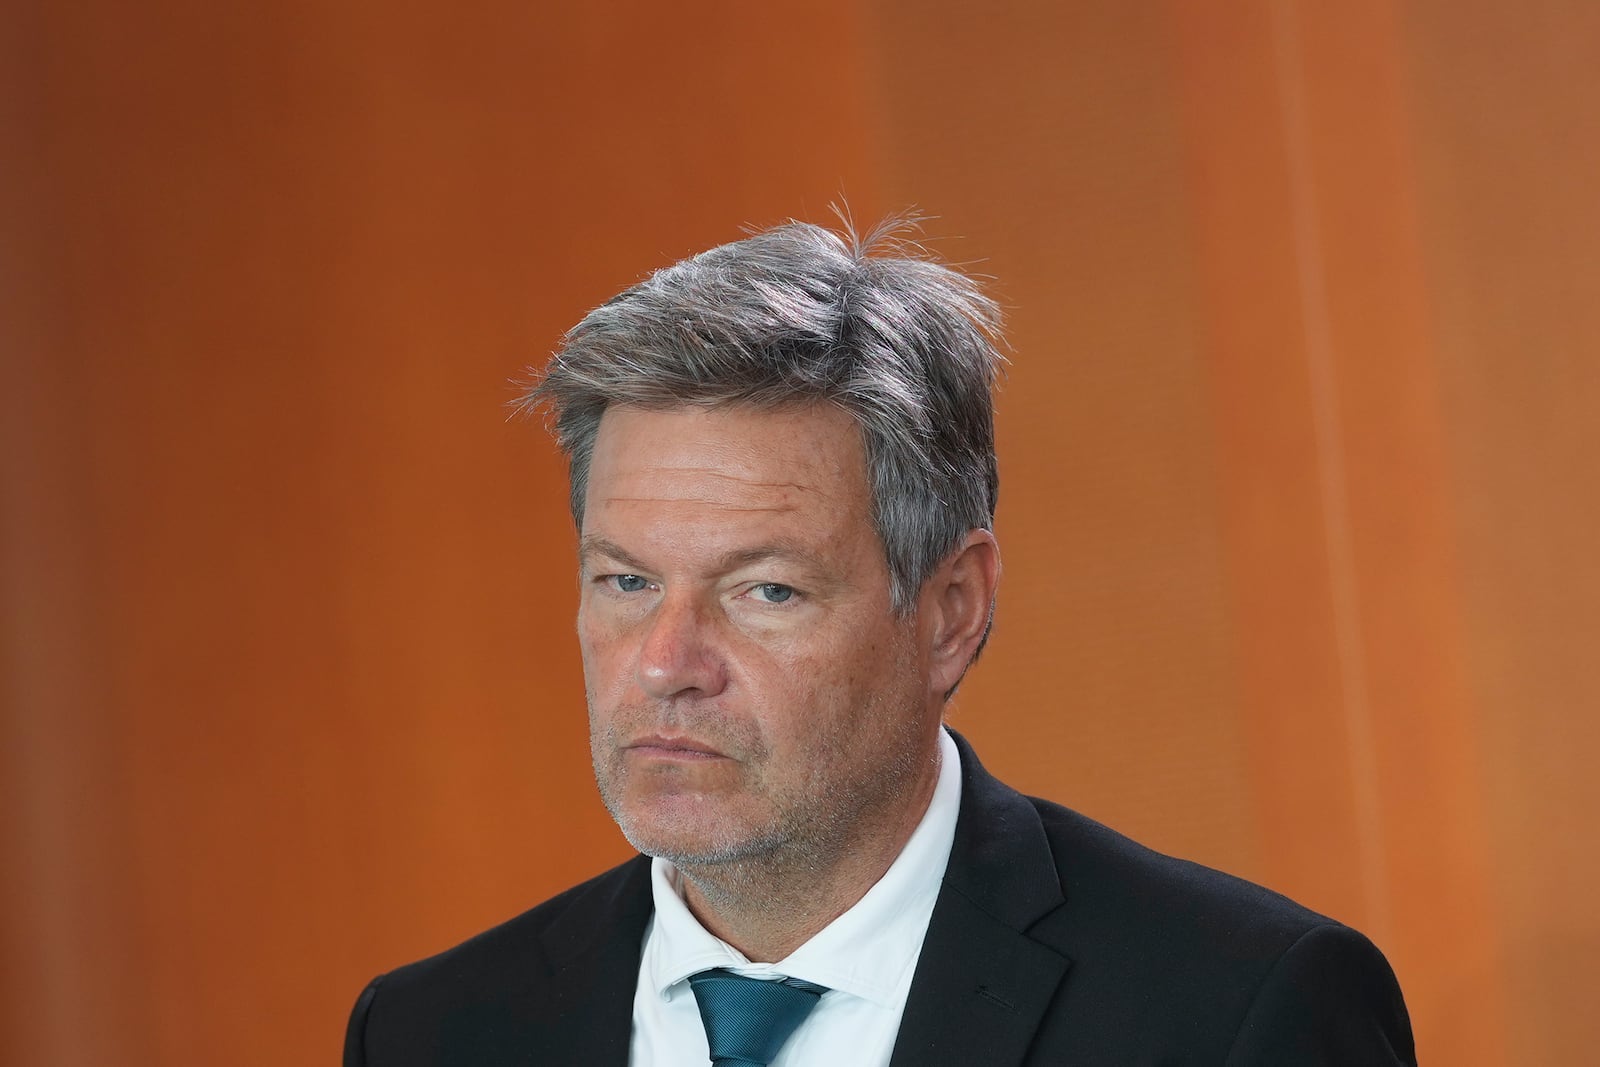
[577,536,651,573]
[577,535,830,579]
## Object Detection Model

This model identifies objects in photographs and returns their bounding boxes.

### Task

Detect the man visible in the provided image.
[345,217,1416,1065]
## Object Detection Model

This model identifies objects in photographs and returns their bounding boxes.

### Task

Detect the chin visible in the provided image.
[612,802,778,868]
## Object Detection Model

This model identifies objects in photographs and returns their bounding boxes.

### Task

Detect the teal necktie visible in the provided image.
[687,968,829,1066]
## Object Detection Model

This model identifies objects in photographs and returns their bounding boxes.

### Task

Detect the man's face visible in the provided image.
[577,402,942,870]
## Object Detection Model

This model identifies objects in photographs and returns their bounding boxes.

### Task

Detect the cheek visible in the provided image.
[753,640,878,727]
[578,617,633,697]
[806,623,893,687]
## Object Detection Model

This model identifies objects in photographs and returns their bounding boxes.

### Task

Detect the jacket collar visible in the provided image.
[888,730,1072,1067]
[528,731,1071,1067]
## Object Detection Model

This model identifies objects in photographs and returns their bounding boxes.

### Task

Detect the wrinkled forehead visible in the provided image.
[590,402,865,488]
[581,402,876,541]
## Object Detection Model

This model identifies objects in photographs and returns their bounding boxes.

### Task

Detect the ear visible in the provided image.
[921,529,1001,699]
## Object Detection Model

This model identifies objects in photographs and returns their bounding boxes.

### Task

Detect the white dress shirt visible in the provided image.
[627,727,963,1067]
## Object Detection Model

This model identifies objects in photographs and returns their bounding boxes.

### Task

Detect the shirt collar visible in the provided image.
[643,728,963,1008]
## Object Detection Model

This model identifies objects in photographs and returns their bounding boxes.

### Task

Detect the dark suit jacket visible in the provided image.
[346,733,1416,1065]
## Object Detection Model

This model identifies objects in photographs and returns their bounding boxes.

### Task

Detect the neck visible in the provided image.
[674,756,941,963]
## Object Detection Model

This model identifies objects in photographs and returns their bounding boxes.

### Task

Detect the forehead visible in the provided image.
[584,403,870,514]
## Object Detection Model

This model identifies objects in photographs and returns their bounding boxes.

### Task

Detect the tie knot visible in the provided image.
[687,968,829,1066]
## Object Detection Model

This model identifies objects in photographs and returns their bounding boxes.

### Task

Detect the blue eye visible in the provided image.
[753,583,794,604]
[612,574,649,593]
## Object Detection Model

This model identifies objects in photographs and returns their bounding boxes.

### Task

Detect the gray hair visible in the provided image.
[518,214,1004,612]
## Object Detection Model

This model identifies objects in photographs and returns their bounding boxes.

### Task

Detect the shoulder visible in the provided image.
[379,854,650,996]
[948,731,1337,956]
[1023,799,1415,1063]
[941,736,1415,1062]
[344,856,652,1067]
[1027,791,1334,954]
[948,730,1344,958]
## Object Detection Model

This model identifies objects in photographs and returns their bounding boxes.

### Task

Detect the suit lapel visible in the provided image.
[530,855,654,1066]
[889,733,1072,1067]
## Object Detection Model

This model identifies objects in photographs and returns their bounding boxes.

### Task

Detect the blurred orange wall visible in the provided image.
[4,2,1596,1064]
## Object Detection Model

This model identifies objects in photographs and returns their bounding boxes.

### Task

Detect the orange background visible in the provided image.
[4,2,1597,1063]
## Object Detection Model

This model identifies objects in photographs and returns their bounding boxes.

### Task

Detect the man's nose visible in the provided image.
[636,593,728,701]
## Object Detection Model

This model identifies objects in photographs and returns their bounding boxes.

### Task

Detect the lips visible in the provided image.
[626,735,727,759]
